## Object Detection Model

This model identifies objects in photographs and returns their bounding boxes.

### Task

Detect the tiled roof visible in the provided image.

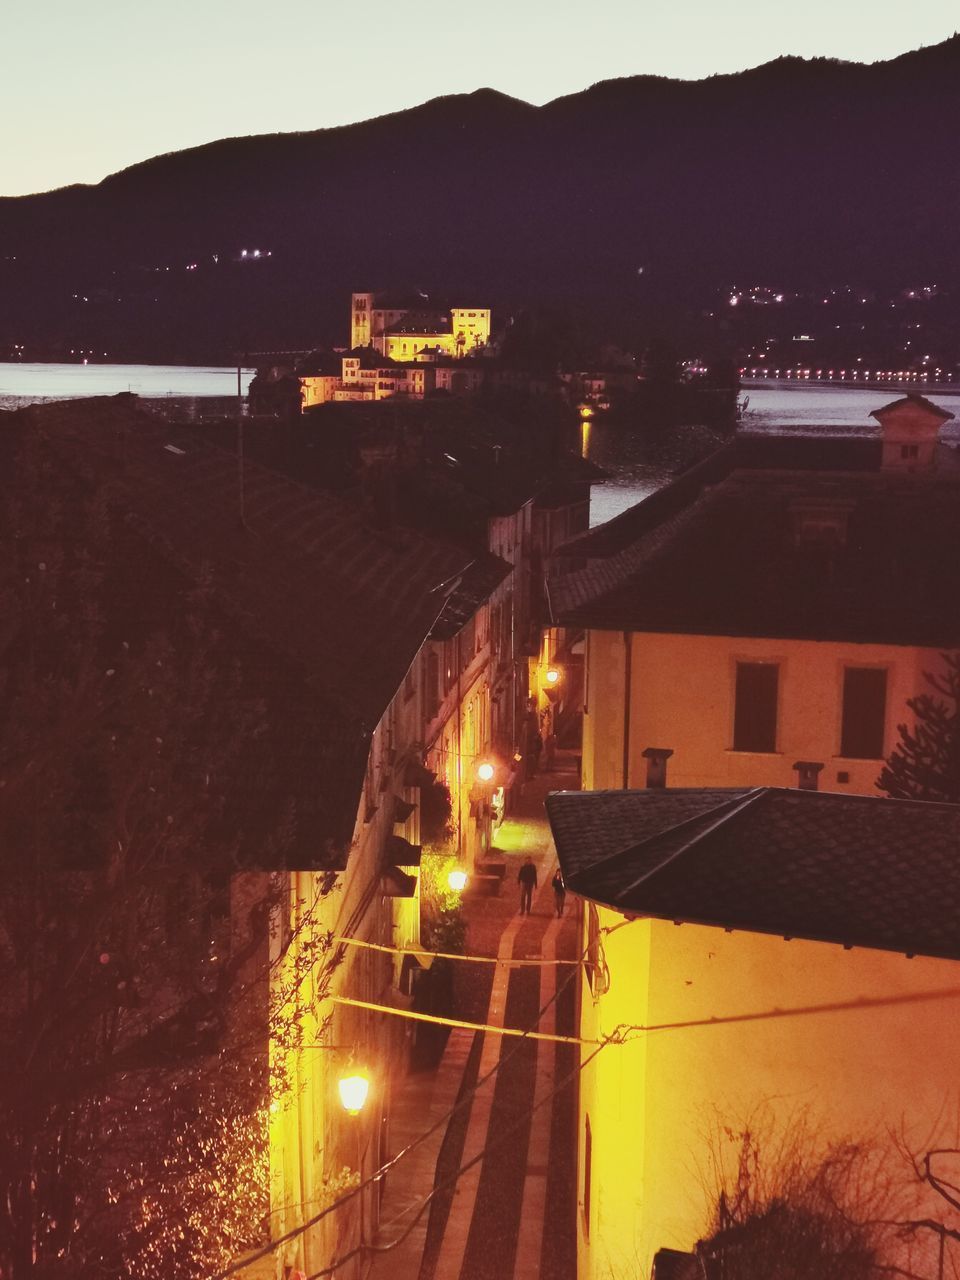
[385,311,450,335]
[297,350,342,377]
[8,398,480,858]
[551,466,960,646]
[872,393,955,422]
[31,398,473,728]
[551,432,893,566]
[345,346,399,369]
[431,553,513,640]
[546,788,960,960]
[552,445,736,559]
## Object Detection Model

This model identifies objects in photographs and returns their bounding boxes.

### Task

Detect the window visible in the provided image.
[583,1116,593,1238]
[733,662,779,752]
[841,667,887,759]
[900,444,919,459]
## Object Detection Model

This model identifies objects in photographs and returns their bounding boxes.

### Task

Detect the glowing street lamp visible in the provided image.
[447,868,468,893]
[476,761,495,783]
[338,1072,370,1115]
[545,667,561,686]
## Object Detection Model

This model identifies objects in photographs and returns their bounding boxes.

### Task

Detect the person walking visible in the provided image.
[551,867,566,917]
[518,858,537,915]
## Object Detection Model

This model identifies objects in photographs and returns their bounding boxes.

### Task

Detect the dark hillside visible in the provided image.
[2,41,959,361]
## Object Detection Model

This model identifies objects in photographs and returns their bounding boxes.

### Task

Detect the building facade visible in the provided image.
[546,395,960,1280]
[551,396,959,797]
[351,292,491,360]
[547,787,960,1280]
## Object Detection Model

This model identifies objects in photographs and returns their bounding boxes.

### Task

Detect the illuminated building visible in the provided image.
[299,348,434,408]
[546,394,960,1279]
[351,292,491,361]
[551,395,959,796]
[546,787,960,1280]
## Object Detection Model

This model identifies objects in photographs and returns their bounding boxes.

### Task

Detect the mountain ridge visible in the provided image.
[2,38,959,362]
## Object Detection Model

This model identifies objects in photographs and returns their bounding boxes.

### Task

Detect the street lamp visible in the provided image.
[545,667,561,686]
[447,868,468,892]
[338,1072,370,1116]
[476,760,495,783]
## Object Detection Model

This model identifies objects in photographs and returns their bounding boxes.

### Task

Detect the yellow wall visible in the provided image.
[583,629,945,795]
[384,332,456,362]
[451,307,491,353]
[268,673,429,1276]
[301,375,339,408]
[578,908,960,1280]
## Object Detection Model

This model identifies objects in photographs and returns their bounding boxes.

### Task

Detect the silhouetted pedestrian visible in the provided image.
[551,868,566,917]
[518,858,537,915]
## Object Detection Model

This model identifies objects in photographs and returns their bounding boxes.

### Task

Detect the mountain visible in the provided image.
[2,39,960,362]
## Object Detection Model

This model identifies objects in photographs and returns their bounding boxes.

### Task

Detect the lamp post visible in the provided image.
[447,867,468,893]
[339,1068,370,1257]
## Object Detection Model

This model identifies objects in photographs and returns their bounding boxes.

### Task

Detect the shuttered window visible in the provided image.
[841,667,887,759]
[733,662,779,752]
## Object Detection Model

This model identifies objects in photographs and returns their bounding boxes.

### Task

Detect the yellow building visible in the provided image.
[351,291,491,360]
[299,349,434,408]
[546,787,960,1280]
[544,395,960,1279]
[551,395,959,796]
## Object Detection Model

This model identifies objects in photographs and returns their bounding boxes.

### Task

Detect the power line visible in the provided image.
[333,934,581,966]
[328,992,597,1044]
[210,921,625,1280]
[303,1033,619,1279]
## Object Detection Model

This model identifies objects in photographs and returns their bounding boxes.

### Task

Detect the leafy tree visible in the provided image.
[0,431,336,1279]
[877,653,960,803]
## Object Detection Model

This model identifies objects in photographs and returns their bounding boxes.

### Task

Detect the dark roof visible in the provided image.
[872,393,955,422]
[385,311,450,335]
[29,399,473,726]
[546,787,960,961]
[345,346,399,369]
[552,433,900,564]
[431,553,513,640]
[550,465,960,646]
[8,397,478,858]
[297,350,342,377]
[553,445,735,559]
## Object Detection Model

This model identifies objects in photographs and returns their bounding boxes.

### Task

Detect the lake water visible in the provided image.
[3,365,958,525]
[0,362,255,414]
[587,381,960,524]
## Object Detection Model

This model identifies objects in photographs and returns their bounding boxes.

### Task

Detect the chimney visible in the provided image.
[642,747,673,789]
[793,761,824,791]
[871,394,954,472]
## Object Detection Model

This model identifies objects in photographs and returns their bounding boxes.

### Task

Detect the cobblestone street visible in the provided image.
[370,756,581,1280]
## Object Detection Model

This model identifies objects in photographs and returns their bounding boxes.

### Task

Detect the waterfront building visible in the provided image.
[350,292,491,360]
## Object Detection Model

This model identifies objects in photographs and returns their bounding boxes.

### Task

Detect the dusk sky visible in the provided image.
[5,0,958,197]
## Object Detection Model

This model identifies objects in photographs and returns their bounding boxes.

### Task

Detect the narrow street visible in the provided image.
[370,756,581,1280]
